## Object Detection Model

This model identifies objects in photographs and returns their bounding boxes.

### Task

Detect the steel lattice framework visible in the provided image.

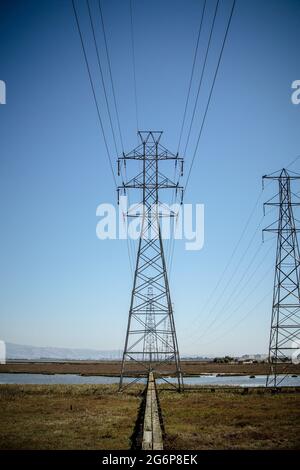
[143,287,159,363]
[263,168,300,387]
[118,131,183,391]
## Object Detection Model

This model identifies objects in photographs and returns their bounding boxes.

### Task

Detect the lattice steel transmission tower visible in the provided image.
[118,131,183,391]
[263,168,300,387]
[143,288,158,363]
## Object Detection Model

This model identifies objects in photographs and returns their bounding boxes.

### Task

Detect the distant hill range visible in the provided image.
[4,342,267,362]
[5,343,211,361]
[5,342,122,361]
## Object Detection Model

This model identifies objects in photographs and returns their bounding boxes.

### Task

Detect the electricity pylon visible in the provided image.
[263,168,300,387]
[143,287,158,363]
[118,131,184,391]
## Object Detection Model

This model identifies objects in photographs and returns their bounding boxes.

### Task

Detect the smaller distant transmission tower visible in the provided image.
[143,287,159,363]
[263,168,300,386]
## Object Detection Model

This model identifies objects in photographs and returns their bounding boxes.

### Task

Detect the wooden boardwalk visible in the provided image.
[142,372,163,450]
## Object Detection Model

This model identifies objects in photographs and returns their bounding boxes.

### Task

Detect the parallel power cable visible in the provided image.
[93,0,136,276]
[96,0,137,273]
[195,288,272,348]
[193,213,265,338]
[209,243,264,324]
[191,240,272,342]
[197,157,299,347]
[174,2,236,289]
[182,186,263,333]
[98,0,124,151]
[169,0,208,274]
[184,0,236,196]
[129,0,139,132]
[167,191,182,282]
[202,243,274,338]
[287,155,300,170]
[169,11,207,275]
[177,0,207,154]
[72,0,117,187]
[72,1,134,277]
[183,0,220,157]
[86,0,119,155]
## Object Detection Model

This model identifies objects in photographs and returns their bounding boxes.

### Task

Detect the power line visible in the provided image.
[206,246,273,336]
[86,0,119,155]
[196,289,272,348]
[184,0,236,195]
[98,0,138,273]
[72,0,117,187]
[125,222,134,280]
[286,154,300,170]
[129,0,139,132]
[167,198,182,283]
[182,186,263,333]
[183,0,219,157]
[98,0,124,151]
[209,243,265,323]
[177,0,207,154]
[72,1,134,277]
[90,0,136,276]
[193,214,265,339]
[192,242,273,342]
[166,163,185,282]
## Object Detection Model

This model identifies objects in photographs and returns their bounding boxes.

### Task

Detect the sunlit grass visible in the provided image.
[159,388,300,449]
[0,384,142,449]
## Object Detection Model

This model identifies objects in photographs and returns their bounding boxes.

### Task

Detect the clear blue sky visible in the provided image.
[0,0,299,356]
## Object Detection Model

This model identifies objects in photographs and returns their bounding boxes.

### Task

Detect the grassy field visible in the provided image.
[159,388,300,450]
[1,361,300,376]
[0,384,142,450]
[1,384,299,450]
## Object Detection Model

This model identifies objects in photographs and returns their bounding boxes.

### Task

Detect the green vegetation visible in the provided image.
[0,384,142,450]
[213,356,236,363]
[159,388,300,450]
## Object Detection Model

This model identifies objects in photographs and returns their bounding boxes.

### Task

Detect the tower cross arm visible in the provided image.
[118,176,183,191]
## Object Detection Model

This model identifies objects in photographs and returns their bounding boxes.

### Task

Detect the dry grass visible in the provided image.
[159,388,300,450]
[1,361,299,376]
[0,384,142,450]
[1,383,300,450]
